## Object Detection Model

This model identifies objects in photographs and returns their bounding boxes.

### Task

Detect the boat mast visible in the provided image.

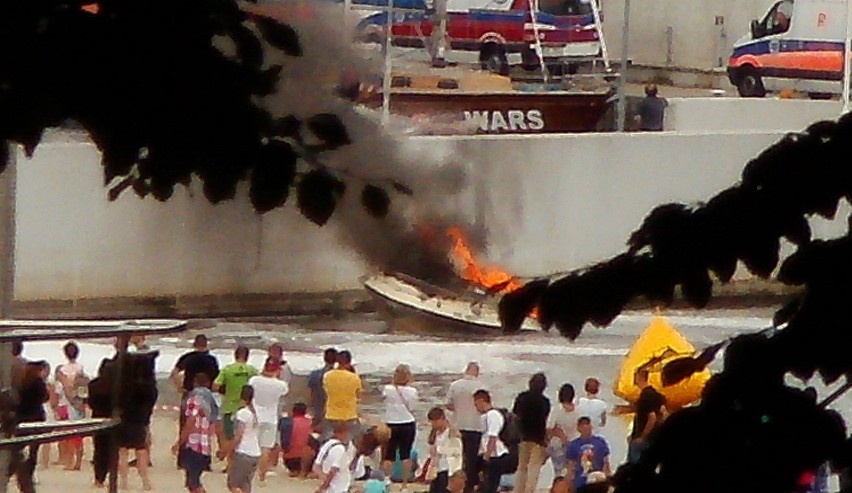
[589,0,610,70]
[616,0,631,131]
[382,0,394,124]
[527,0,550,82]
[432,0,448,66]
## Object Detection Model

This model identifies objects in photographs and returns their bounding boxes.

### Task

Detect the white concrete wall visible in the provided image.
[445,132,786,275]
[665,98,842,132]
[13,142,368,300]
[601,0,772,70]
[13,128,846,301]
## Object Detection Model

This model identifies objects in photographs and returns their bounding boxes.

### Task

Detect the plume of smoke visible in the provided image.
[252,0,474,283]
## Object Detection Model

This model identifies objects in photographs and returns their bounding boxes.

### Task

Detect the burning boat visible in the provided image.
[363,228,538,334]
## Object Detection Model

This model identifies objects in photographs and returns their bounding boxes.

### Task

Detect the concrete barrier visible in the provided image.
[665,98,841,132]
[13,141,368,300]
[12,129,846,307]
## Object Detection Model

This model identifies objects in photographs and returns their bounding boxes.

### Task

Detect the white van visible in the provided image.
[727,0,846,97]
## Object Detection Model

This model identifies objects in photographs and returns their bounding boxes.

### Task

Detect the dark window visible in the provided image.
[761,0,794,36]
[538,0,594,16]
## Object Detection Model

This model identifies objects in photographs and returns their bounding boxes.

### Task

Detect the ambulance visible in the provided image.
[355,0,603,71]
[727,0,846,97]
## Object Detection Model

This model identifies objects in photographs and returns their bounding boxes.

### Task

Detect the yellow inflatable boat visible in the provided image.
[613,315,710,410]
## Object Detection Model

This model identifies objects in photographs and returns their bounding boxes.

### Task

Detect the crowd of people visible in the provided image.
[7,335,678,493]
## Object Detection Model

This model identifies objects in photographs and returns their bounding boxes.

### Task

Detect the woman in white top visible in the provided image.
[225,385,262,493]
[547,383,577,477]
[381,364,419,492]
[575,378,608,428]
[427,407,463,493]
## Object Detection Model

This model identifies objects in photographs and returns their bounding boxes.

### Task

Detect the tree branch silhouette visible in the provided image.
[501,116,852,492]
[0,0,403,221]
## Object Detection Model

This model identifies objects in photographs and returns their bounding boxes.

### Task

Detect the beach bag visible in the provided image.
[496,408,521,474]
[496,408,521,449]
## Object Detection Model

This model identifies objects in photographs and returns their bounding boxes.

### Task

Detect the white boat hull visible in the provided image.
[363,273,538,335]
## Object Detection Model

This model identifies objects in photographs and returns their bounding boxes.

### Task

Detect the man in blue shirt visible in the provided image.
[307,348,338,427]
[566,417,611,490]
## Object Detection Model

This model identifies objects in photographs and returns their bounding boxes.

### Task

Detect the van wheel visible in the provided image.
[808,92,833,100]
[736,68,766,97]
[480,43,509,76]
[521,47,539,72]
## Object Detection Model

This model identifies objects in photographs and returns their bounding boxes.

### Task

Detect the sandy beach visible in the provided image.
[27,411,429,493]
[15,308,821,492]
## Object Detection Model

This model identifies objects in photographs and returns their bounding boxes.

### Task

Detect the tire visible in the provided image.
[735,67,766,98]
[808,92,833,100]
[521,47,539,72]
[479,43,509,76]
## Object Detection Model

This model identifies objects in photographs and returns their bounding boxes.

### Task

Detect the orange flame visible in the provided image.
[446,227,524,294]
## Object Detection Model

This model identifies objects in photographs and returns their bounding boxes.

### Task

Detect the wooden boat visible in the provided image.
[358,65,616,134]
[363,272,537,335]
[613,315,711,409]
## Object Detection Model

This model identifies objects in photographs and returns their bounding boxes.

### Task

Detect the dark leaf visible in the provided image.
[661,356,703,387]
[250,141,298,213]
[254,17,303,57]
[202,175,239,203]
[0,140,8,176]
[297,169,346,226]
[709,256,738,283]
[306,114,351,149]
[22,128,42,158]
[783,216,812,246]
[361,184,390,219]
[150,175,175,202]
[107,175,134,202]
[273,116,301,138]
[499,279,550,333]
[695,341,727,366]
[391,180,414,196]
[230,23,265,68]
[773,298,802,327]
[255,64,284,96]
[131,178,150,199]
[681,269,713,307]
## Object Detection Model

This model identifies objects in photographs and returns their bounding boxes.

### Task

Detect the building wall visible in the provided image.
[600,0,774,70]
[12,106,843,301]
[13,141,368,300]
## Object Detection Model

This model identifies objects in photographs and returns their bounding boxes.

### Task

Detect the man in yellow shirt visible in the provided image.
[322,350,363,443]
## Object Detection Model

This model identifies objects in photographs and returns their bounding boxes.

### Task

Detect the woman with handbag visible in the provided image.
[381,364,419,493]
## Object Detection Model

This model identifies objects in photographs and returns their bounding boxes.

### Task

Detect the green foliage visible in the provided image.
[0,0,403,221]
